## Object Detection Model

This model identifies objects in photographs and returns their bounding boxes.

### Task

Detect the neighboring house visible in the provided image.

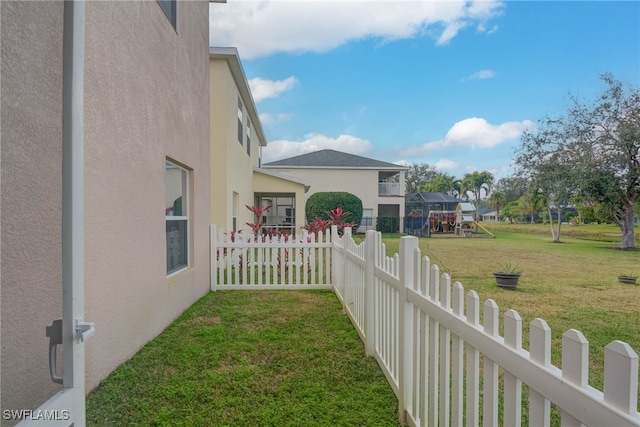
[479,207,499,222]
[262,149,408,231]
[2,0,215,422]
[209,47,309,235]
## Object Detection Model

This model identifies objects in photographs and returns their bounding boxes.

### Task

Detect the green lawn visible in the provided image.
[87,224,640,426]
[86,291,401,427]
[397,223,640,394]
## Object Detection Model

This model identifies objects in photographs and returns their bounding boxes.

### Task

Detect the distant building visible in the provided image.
[209,47,309,235]
[263,149,408,232]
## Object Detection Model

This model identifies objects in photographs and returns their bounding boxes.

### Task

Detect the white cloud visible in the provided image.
[259,112,293,125]
[210,0,504,59]
[435,159,458,170]
[248,76,298,103]
[261,133,373,163]
[402,117,535,157]
[462,69,495,82]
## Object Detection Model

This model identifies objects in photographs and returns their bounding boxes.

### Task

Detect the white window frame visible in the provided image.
[166,160,189,277]
[362,208,374,227]
[237,97,243,145]
[247,120,251,156]
[232,192,239,231]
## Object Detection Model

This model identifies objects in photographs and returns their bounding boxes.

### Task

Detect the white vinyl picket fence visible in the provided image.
[211,224,640,426]
[210,225,333,290]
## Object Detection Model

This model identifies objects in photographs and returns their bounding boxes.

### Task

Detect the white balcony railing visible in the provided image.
[378,182,401,196]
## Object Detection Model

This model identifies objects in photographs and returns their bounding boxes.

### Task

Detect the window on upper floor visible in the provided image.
[157,0,177,30]
[232,192,239,231]
[237,97,243,145]
[166,160,189,275]
[247,121,251,156]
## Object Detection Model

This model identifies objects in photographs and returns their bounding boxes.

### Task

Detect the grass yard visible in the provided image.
[392,223,640,394]
[86,291,401,427]
[87,224,639,426]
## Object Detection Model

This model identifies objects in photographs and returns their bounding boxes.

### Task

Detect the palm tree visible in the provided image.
[488,190,507,220]
[462,171,494,222]
[518,190,545,224]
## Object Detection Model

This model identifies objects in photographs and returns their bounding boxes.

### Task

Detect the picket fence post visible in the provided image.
[399,236,418,423]
[331,225,340,290]
[364,229,377,356]
[210,224,217,291]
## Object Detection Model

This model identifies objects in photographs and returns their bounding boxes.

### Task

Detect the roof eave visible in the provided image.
[209,47,267,147]
[253,167,312,192]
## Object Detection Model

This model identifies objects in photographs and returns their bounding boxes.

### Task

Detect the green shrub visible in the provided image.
[306,192,363,229]
[376,216,399,233]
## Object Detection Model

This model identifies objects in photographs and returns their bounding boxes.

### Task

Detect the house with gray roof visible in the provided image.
[262,149,408,232]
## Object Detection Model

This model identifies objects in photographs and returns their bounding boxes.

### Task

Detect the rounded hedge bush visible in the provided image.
[305,192,363,230]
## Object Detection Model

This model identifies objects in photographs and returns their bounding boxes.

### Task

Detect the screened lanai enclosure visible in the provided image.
[404,192,463,236]
[254,194,297,235]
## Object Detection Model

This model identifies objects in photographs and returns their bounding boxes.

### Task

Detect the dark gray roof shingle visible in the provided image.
[406,192,462,204]
[263,149,407,169]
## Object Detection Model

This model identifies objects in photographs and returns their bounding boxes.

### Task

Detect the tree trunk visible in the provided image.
[548,206,558,242]
[620,202,636,249]
[554,209,563,243]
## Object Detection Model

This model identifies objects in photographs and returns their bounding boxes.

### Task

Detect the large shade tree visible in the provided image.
[578,75,640,249]
[405,163,438,193]
[517,125,579,242]
[517,74,640,249]
[494,176,529,203]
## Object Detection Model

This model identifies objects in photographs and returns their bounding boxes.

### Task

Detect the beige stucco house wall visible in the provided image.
[263,150,407,231]
[209,47,308,234]
[1,1,65,414]
[210,47,261,232]
[2,0,212,414]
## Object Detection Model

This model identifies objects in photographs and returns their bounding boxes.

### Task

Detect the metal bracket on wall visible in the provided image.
[75,318,95,342]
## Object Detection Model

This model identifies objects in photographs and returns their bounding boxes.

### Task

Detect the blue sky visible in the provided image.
[209,1,640,180]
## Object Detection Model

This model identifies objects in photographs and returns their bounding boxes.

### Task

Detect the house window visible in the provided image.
[232,192,239,231]
[237,97,243,145]
[247,120,251,156]
[157,0,177,30]
[362,208,373,227]
[166,160,189,275]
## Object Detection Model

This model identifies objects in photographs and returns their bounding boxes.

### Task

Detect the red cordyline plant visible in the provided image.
[303,206,356,236]
[245,204,271,236]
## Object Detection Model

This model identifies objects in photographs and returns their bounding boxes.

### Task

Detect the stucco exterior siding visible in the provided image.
[83,1,211,391]
[210,60,233,229]
[1,0,65,413]
[1,0,212,411]
[210,59,256,230]
[210,52,269,232]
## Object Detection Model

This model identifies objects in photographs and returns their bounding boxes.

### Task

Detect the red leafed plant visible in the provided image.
[303,217,332,234]
[303,206,356,236]
[245,204,271,236]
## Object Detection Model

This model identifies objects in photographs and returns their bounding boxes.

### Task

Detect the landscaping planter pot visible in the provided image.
[618,275,638,285]
[493,272,521,289]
